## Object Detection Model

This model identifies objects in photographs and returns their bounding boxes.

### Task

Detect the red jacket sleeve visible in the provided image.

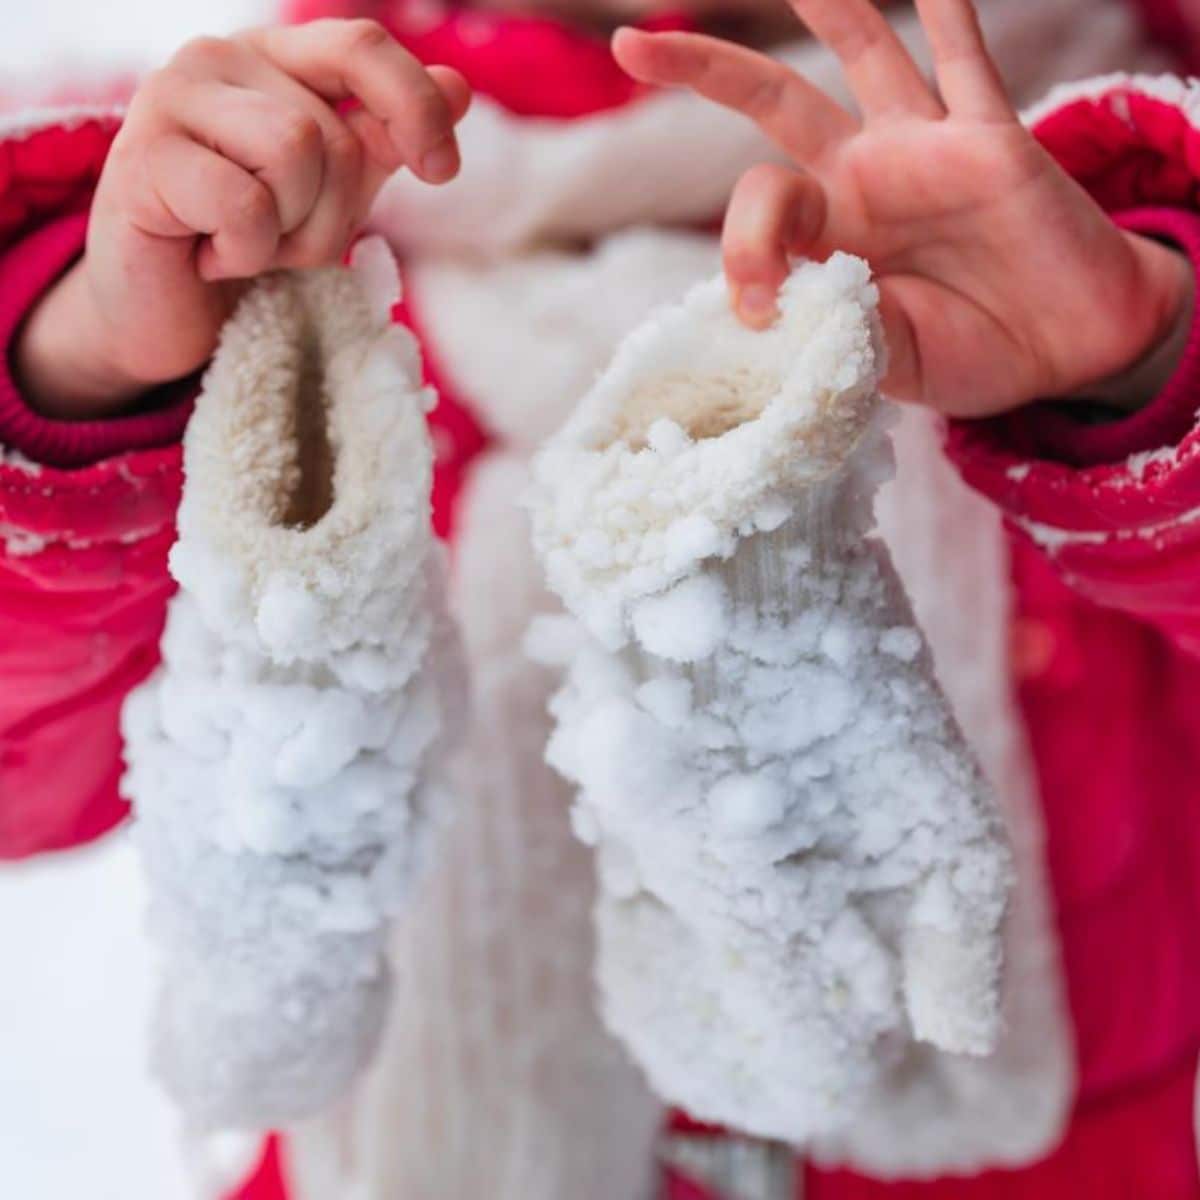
[0,111,188,858]
[948,78,1200,658]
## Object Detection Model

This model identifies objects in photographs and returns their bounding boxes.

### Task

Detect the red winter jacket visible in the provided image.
[7,5,1200,1199]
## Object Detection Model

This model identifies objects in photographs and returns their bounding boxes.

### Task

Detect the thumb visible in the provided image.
[723,163,827,330]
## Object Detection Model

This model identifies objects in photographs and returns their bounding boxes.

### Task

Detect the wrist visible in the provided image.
[1069,231,1195,414]
[13,261,150,419]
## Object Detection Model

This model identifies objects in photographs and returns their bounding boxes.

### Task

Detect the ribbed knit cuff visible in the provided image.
[0,211,194,468]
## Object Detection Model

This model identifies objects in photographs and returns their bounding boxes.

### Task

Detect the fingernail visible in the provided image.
[420,138,459,183]
[736,284,778,329]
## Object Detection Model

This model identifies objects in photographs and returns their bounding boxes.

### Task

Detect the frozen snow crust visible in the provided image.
[122,258,458,1131]
[531,255,885,651]
[529,256,1014,1146]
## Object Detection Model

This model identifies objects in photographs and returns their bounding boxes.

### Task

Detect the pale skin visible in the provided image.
[613,0,1195,416]
[14,19,471,417]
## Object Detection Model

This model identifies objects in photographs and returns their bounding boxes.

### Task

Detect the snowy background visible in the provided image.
[0,6,268,1197]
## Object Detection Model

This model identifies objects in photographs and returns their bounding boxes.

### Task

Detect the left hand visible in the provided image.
[614,0,1193,416]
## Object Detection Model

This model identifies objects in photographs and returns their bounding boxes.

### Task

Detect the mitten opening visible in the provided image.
[614,368,776,450]
[280,334,335,530]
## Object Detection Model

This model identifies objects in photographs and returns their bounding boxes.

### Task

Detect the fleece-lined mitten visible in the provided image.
[122,243,460,1131]
[529,255,1013,1145]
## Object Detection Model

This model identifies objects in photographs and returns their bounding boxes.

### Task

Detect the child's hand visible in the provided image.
[16,20,470,417]
[614,0,1193,417]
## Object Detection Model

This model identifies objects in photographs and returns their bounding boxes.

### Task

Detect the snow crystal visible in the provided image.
[0,447,41,473]
[879,626,922,663]
[646,417,691,457]
[255,577,324,656]
[529,254,884,650]
[122,262,459,1131]
[663,513,723,571]
[708,773,788,837]
[0,525,48,556]
[630,575,729,662]
[1126,444,1177,481]
[635,676,693,729]
[531,256,1012,1145]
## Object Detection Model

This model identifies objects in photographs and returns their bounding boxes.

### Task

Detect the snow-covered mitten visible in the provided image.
[528,255,1013,1144]
[122,242,460,1131]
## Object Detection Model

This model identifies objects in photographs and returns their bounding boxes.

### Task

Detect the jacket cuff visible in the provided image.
[0,211,194,468]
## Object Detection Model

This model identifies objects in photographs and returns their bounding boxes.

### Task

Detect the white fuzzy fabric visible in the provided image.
[528,257,1013,1146]
[121,247,460,1131]
[407,230,720,452]
[1023,69,1200,130]
[288,454,661,1200]
[812,409,1075,1177]
[531,256,886,649]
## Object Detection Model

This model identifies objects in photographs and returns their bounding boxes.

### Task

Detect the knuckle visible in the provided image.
[323,127,364,179]
[409,87,451,141]
[277,113,324,163]
[171,35,234,76]
[740,71,786,120]
[343,18,391,57]
[723,240,767,277]
[835,22,883,66]
[285,220,354,269]
[225,179,277,234]
[131,67,174,110]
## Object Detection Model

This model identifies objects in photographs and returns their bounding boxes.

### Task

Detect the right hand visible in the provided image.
[16,20,471,417]
[614,0,1191,418]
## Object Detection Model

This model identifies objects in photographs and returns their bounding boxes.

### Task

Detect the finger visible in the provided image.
[217,59,372,268]
[789,0,943,118]
[339,64,472,195]
[245,20,467,183]
[274,116,367,269]
[913,0,1013,121]
[723,163,827,329]
[178,52,394,268]
[144,135,281,279]
[875,284,921,405]
[613,28,855,165]
[427,65,473,125]
[166,82,325,235]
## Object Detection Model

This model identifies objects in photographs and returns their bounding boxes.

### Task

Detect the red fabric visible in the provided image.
[1131,0,1200,70]
[228,1137,289,1200]
[0,115,185,857]
[393,286,491,540]
[279,0,1200,119]
[0,211,195,466]
[282,0,691,118]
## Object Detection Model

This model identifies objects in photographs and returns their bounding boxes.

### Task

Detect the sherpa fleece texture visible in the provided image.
[529,257,1015,1160]
[121,250,461,1130]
